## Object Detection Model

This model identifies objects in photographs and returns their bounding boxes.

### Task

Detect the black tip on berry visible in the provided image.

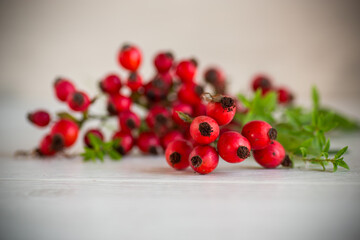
[155,114,167,125]
[116,146,125,155]
[220,97,235,112]
[129,72,137,81]
[121,44,131,51]
[54,77,62,86]
[281,155,293,168]
[72,92,84,106]
[107,103,118,115]
[149,146,158,155]
[51,134,64,152]
[205,69,217,84]
[191,156,202,168]
[237,146,250,159]
[194,85,204,96]
[170,152,181,165]
[99,81,105,92]
[268,128,277,140]
[153,78,165,88]
[199,122,213,137]
[126,119,136,129]
[260,77,271,88]
[27,113,33,122]
[190,58,198,67]
[165,52,174,59]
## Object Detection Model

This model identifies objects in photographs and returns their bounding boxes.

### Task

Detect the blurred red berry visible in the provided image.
[67,91,90,112]
[137,131,161,155]
[160,130,184,150]
[172,102,193,126]
[146,105,170,129]
[252,74,272,95]
[50,119,79,147]
[107,94,132,115]
[118,110,141,132]
[176,59,197,83]
[144,76,171,102]
[84,129,104,148]
[118,44,142,71]
[204,67,226,94]
[38,134,64,156]
[99,74,121,95]
[277,87,293,104]
[154,52,174,73]
[112,131,135,155]
[27,110,51,127]
[177,83,203,106]
[126,72,143,92]
[54,78,76,102]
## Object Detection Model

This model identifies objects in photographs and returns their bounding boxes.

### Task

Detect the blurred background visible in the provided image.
[0,0,359,153]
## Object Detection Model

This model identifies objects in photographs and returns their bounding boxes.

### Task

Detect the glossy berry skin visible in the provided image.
[165,140,192,170]
[112,131,135,155]
[172,102,193,126]
[99,74,121,94]
[126,72,143,91]
[154,52,174,73]
[190,116,219,145]
[241,120,277,150]
[137,131,161,155]
[204,67,226,94]
[277,87,293,105]
[50,119,79,147]
[54,78,76,102]
[206,96,236,126]
[84,129,104,148]
[193,103,207,117]
[253,140,285,168]
[118,44,142,71]
[107,94,132,115]
[27,110,51,127]
[67,91,90,112]
[252,74,272,95]
[118,110,141,132]
[175,59,197,83]
[145,105,170,129]
[38,134,64,156]
[160,130,184,150]
[177,83,203,106]
[217,131,251,163]
[189,145,219,174]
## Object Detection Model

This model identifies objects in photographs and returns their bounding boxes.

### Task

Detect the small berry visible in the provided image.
[27,110,51,127]
[67,91,90,112]
[38,134,64,156]
[165,140,192,170]
[253,140,285,168]
[177,83,203,106]
[204,67,226,94]
[160,130,184,150]
[118,110,141,132]
[144,76,171,102]
[84,129,104,148]
[176,59,197,83]
[145,105,170,129]
[99,74,121,94]
[54,78,76,102]
[206,95,236,126]
[277,87,293,105]
[190,116,219,145]
[107,94,132,115]
[137,131,161,155]
[126,72,143,92]
[112,131,135,155]
[217,131,251,163]
[118,44,142,71]
[172,102,193,126]
[252,74,272,95]
[50,119,79,147]
[241,120,277,150]
[154,52,174,73]
[189,145,219,174]
[192,103,207,117]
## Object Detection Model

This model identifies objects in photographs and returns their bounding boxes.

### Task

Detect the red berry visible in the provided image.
[206,95,236,126]
[177,83,203,106]
[193,103,207,117]
[145,105,170,129]
[27,110,51,127]
[84,129,104,148]
[277,87,293,104]
[99,74,121,94]
[154,52,174,73]
[126,72,143,92]
[204,67,226,94]
[241,120,277,150]
[38,134,64,156]
[172,102,193,126]
[144,76,171,102]
[189,145,219,174]
[67,91,90,112]
[252,74,272,94]
[112,131,135,155]
[107,94,132,114]
[118,110,141,132]
[50,119,79,147]
[190,116,219,145]
[54,78,76,102]
[160,130,184,150]
[165,139,192,170]
[217,131,251,163]
[118,44,142,71]
[253,140,285,168]
[176,59,197,83]
[137,131,161,155]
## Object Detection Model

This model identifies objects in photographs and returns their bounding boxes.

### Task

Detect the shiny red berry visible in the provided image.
[192,103,207,117]
[112,131,135,155]
[137,131,161,155]
[190,116,219,145]
[277,87,293,105]
[38,134,64,156]
[84,129,104,148]
[126,72,143,91]
[54,78,76,102]
[165,139,192,170]
[118,110,141,132]
[176,59,197,83]
[252,74,272,95]
[204,67,226,94]
[217,131,251,163]
[206,95,236,126]
[145,105,170,129]
[172,102,193,126]
[50,119,79,147]
[27,110,51,127]
[144,76,170,102]
[253,140,285,168]
[67,91,90,112]
[99,74,121,94]
[118,44,142,71]
[154,52,174,73]
[241,120,277,150]
[161,130,184,150]
[189,145,219,174]
[177,83,203,106]
[107,94,132,115]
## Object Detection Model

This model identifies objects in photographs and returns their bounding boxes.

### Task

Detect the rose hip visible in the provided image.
[204,67,226,94]
[54,78,76,102]
[217,131,251,163]
[137,131,161,155]
[38,134,64,156]
[165,139,192,170]
[253,140,285,168]
[118,110,141,132]
[172,102,193,126]
[99,74,122,94]
[252,74,272,95]
[189,145,219,174]
[112,131,135,155]
[190,116,219,145]
[154,52,174,73]
[176,59,197,83]
[160,130,184,150]
[145,105,170,129]
[84,129,104,148]
[206,95,236,126]
[27,110,51,127]
[107,94,132,114]
[241,120,277,150]
[126,72,143,92]
[118,44,142,71]
[277,87,293,105]
[50,119,79,147]
[67,91,90,112]
[177,83,203,106]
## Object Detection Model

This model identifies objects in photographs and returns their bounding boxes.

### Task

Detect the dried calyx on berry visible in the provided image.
[199,122,213,137]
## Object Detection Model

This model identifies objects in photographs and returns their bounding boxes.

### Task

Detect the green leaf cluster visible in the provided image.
[80,133,121,162]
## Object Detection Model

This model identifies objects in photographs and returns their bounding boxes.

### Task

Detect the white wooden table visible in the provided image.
[1,131,360,240]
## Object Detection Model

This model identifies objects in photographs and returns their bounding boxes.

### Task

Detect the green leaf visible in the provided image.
[319,161,326,171]
[320,152,329,159]
[300,147,307,157]
[176,111,193,123]
[337,158,350,170]
[88,133,102,149]
[323,139,330,153]
[108,150,122,160]
[57,112,79,123]
[312,86,320,110]
[332,162,338,172]
[335,146,348,159]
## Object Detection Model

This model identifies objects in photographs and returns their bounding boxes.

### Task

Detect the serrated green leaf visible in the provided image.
[335,146,348,159]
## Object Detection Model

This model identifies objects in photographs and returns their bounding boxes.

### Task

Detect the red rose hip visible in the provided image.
[154,52,174,73]
[112,131,135,155]
[190,116,219,145]
[277,87,293,105]
[175,59,197,83]
[84,129,104,148]
[38,134,64,156]
[27,110,51,127]
[217,131,251,163]
[253,140,285,168]
[206,95,236,126]
[252,74,272,95]
[118,110,141,132]
[189,145,219,174]
[99,74,122,94]
[165,139,192,170]
[67,91,90,112]
[160,130,184,150]
[54,78,76,102]
[118,44,142,71]
[50,119,79,147]
[107,94,132,114]
[126,72,143,91]
[172,102,193,126]
[241,120,277,150]
[137,131,161,155]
